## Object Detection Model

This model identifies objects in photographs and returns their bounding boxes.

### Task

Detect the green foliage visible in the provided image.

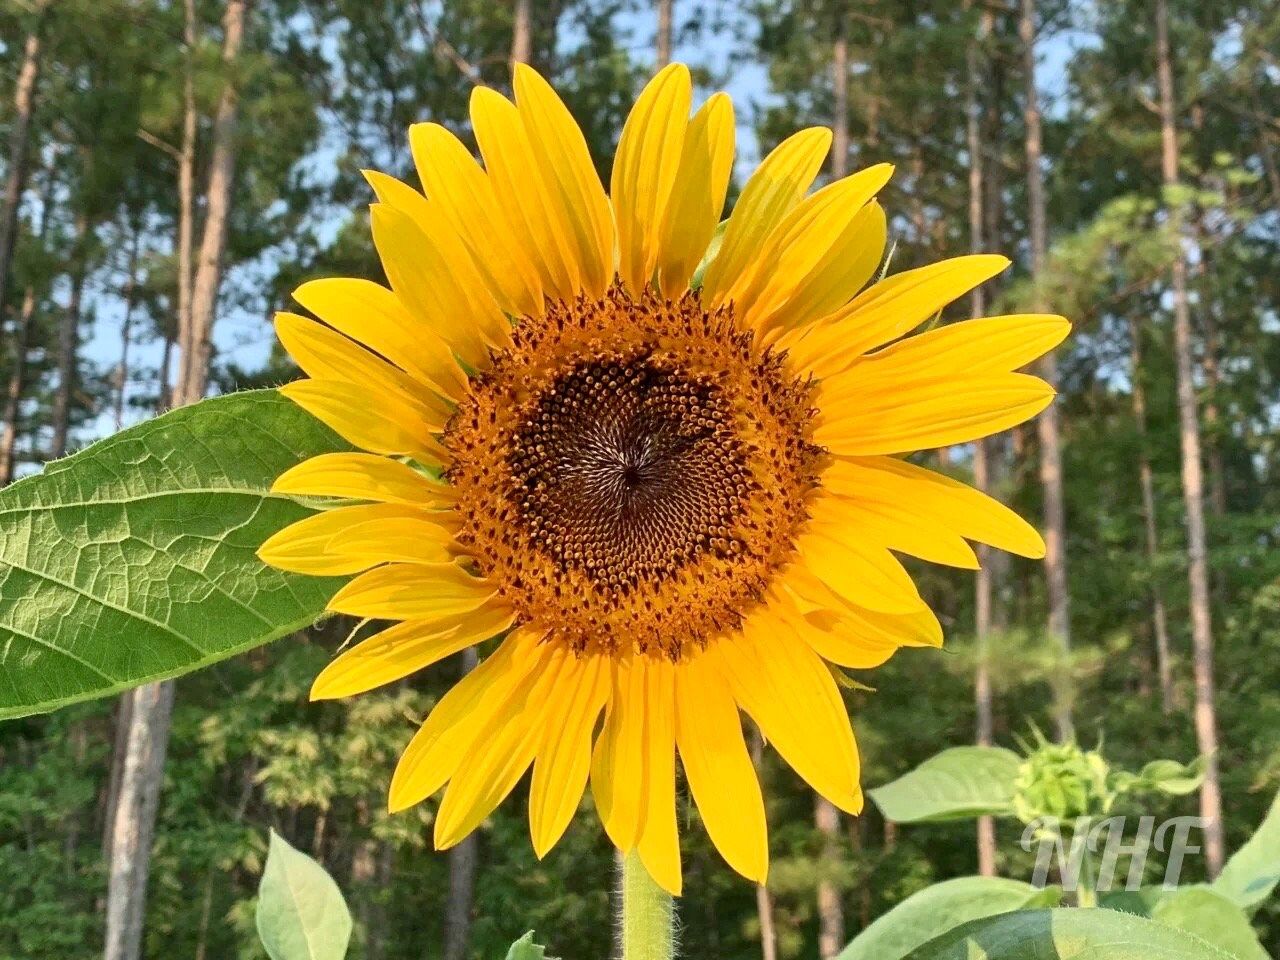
[903,908,1234,960]
[256,830,353,960]
[0,391,347,718]
[1212,792,1280,914]
[838,877,1060,960]
[869,747,1022,823]
[1150,888,1269,960]
[504,931,553,960]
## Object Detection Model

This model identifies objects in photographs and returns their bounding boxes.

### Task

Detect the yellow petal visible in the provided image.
[513,64,616,298]
[612,63,692,293]
[827,456,1046,559]
[279,380,442,462]
[816,373,1055,455]
[434,644,570,849]
[311,603,516,700]
[675,650,768,883]
[325,516,457,568]
[292,277,468,400]
[718,618,863,813]
[470,86,580,299]
[858,314,1071,380]
[275,312,451,424]
[795,531,926,614]
[731,163,894,329]
[700,127,832,307]
[783,254,1011,378]
[756,200,887,340]
[408,121,544,317]
[326,562,494,619]
[636,655,681,896]
[529,650,610,857]
[257,504,427,576]
[389,629,541,812]
[808,489,980,570]
[656,92,735,296]
[770,593,900,669]
[369,202,509,369]
[590,657,648,852]
[272,452,453,505]
[782,567,944,655]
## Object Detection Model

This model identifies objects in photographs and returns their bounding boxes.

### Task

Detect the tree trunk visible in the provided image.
[105,7,253,956]
[966,0,998,877]
[0,0,49,324]
[1154,0,1224,877]
[0,285,35,486]
[180,0,249,407]
[655,0,672,67]
[1020,0,1072,740]
[176,0,197,373]
[831,12,849,182]
[114,228,142,431]
[50,213,90,460]
[750,732,778,960]
[510,0,532,69]
[103,681,176,960]
[444,648,480,960]
[1129,317,1175,714]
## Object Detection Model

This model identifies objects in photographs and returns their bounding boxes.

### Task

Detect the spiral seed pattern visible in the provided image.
[445,284,821,658]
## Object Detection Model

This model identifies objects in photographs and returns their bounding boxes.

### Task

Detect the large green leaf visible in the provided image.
[905,907,1234,959]
[838,877,1060,960]
[256,829,352,960]
[1212,790,1280,913]
[1150,887,1268,960]
[0,390,347,718]
[505,932,556,960]
[869,747,1023,823]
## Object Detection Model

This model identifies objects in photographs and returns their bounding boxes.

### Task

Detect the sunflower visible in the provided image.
[259,62,1067,896]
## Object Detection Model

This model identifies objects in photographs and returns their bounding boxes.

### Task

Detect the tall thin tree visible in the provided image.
[0,0,51,324]
[1020,0,1073,739]
[966,0,998,877]
[105,5,254,958]
[1153,0,1224,876]
[655,0,673,67]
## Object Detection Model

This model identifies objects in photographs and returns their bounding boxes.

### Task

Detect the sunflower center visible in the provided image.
[446,284,822,659]
[510,353,751,586]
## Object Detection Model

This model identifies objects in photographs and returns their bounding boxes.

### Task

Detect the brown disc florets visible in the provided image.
[445,284,822,659]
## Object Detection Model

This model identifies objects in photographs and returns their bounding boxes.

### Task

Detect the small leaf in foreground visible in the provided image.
[256,829,353,960]
[506,931,556,960]
[869,746,1023,824]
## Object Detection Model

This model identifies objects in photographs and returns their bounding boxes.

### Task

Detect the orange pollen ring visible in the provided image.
[444,284,823,659]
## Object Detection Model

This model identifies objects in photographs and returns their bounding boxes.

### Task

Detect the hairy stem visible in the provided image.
[620,852,674,960]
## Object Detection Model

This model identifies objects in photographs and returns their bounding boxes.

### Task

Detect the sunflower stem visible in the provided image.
[620,851,674,960]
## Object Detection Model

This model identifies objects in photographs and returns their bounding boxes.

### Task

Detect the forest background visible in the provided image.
[0,0,1277,958]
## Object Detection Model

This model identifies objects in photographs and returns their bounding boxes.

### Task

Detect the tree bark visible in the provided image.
[510,0,532,69]
[103,681,176,960]
[1129,317,1175,713]
[966,0,998,877]
[105,7,253,956]
[0,285,35,486]
[180,0,249,407]
[444,647,480,960]
[1020,0,1073,740]
[750,732,778,960]
[1154,0,1224,876]
[831,11,849,182]
[113,227,142,431]
[0,0,50,326]
[655,0,672,67]
[50,212,90,460]
[176,0,197,374]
